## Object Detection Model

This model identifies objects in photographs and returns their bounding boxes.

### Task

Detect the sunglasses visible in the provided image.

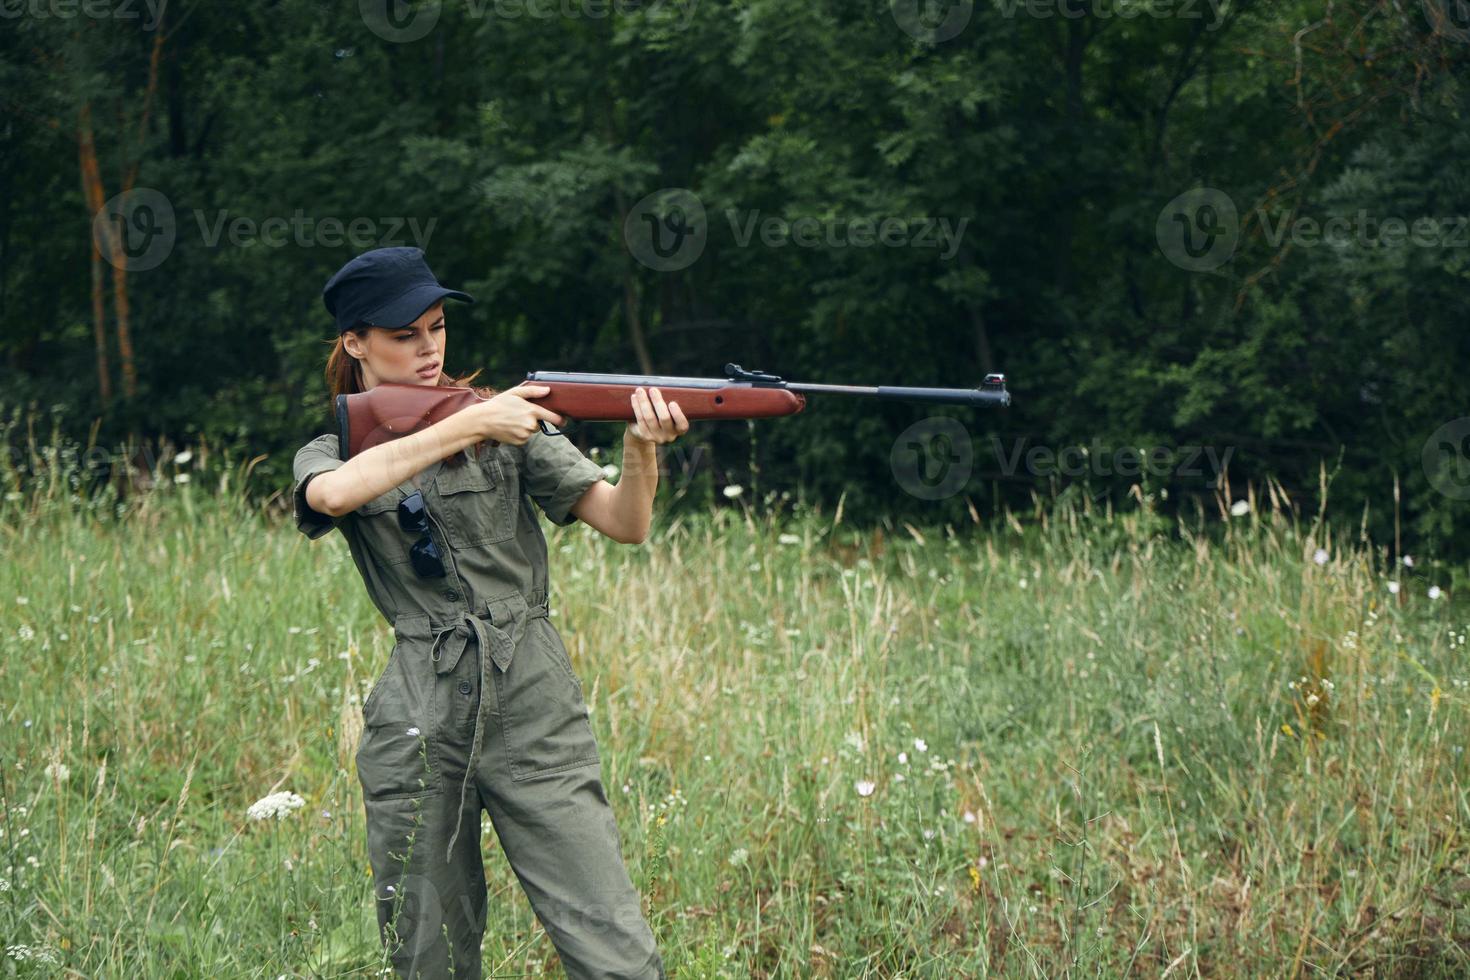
[397,490,447,578]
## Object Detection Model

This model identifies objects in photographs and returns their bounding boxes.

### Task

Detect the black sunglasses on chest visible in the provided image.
[397,489,447,578]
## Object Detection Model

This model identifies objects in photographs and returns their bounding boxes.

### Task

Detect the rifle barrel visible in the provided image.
[526,369,1011,408]
[785,381,1009,407]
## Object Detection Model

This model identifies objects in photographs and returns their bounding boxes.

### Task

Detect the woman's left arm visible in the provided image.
[570,386,690,545]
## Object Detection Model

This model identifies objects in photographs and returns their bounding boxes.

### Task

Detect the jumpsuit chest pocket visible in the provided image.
[352,489,411,566]
[432,452,516,547]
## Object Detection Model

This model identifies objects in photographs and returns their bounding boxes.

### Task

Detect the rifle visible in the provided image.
[335,363,1009,461]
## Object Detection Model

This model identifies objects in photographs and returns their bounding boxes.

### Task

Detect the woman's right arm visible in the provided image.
[306,384,564,517]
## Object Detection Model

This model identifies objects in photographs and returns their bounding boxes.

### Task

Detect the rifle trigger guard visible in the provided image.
[538,418,576,437]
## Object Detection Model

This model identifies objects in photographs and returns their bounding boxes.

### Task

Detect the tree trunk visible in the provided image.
[90,243,112,406]
[78,101,113,406]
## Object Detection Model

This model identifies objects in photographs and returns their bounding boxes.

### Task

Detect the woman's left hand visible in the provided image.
[627,386,690,445]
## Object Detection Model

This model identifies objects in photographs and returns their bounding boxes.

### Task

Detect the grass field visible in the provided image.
[1,443,1467,977]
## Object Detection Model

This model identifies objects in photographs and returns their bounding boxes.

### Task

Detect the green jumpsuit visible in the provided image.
[292,428,666,979]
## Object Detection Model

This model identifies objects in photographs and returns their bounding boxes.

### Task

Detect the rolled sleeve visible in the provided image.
[292,434,345,540]
[516,429,607,527]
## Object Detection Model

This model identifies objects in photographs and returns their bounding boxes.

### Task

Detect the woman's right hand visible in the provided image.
[466,384,566,445]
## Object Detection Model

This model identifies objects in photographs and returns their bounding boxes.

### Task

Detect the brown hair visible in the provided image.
[324,327,501,463]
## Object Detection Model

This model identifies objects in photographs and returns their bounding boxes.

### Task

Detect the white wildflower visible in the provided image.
[15,596,27,605]
[173,473,190,485]
[406,727,421,737]
[1312,549,1329,566]
[1428,585,1443,600]
[728,847,749,867]
[914,738,927,752]
[854,779,876,797]
[722,484,743,499]
[1306,694,1320,706]
[174,450,193,466]
[17,625,34,642]
[778,533,800,545]
[1230,499,1250,517]
[1402,555,1414,568]
[246,791,306,821]
[6,945,60,965]
[1388,581,1400,595]
[843,731,866,753]
[601,463,620,481]
[962,811,976,824]
[897,752,907,765]
[44,762,69,782]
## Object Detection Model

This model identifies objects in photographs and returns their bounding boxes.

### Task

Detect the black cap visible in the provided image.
[321,246,473,334]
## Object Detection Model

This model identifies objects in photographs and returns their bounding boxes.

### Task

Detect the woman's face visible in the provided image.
[344,300,447,388]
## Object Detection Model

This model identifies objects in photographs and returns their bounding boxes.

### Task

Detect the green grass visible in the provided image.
[1,441,1467,978]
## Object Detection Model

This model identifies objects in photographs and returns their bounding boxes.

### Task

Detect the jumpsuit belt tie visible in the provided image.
[431,599,551,863]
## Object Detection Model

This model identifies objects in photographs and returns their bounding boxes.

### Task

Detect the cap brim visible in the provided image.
[364,283,474,329]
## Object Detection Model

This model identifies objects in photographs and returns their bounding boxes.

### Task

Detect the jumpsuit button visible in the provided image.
[458,681,472,695]
[442,589,460,602]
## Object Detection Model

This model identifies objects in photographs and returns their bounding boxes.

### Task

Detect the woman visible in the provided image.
[291,247,688,979]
